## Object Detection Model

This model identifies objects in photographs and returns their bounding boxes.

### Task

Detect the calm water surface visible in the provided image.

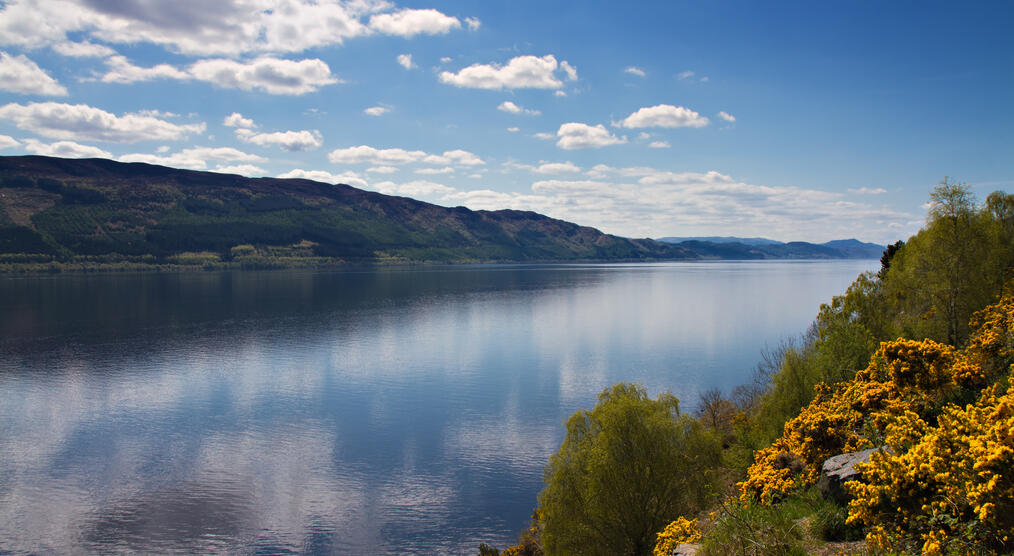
[0,260,877,554]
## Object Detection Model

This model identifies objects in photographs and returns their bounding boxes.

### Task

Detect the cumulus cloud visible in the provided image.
[415,167,454,175]
[51,41,116,58]
[223,112,256,128]
[717,111,736,123]
[535,161,581,174]
[554,90,567,97]
[371,179,455,197]
[437,167,915,242]
[423,149,484,166]
[99,55,190,84]
[367,166,398,174]
[95,55,340,95]
[0,0,466,57]
[0,102,205,143]
[235,128,323,151]
[22,138,111,158]
[649,141,670,148]
[396,53,414,70]
[439,55,575,90]
[119,146,264,170]
[497,101,540,116]
[328,145,484,166]
[506,127,519,132]
[849,187,888,195]
[618,104,709,129]
[215,164,266,176]
[278,168,368,188]
[0,135,19,149]
[533,132,555,140]
[364,105,390,116]
[187,57,340,95]
[624,66,646,77]
[368,9,461,37]
[0,52,68,96]
[555,123,627,150]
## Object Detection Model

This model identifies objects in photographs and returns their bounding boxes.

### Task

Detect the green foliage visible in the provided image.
[538,383,722,556]
[700,500,809,556]
[885,180,1012,345]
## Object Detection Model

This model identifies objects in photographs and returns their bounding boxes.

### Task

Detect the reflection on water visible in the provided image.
[0,261,877,554]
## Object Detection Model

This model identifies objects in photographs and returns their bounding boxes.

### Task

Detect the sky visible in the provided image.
[0,0,1010,244]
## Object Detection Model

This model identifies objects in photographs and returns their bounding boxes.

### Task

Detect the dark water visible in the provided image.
[0,261,876,554]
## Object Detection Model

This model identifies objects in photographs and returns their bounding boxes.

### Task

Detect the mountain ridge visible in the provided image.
[0,156,886,270]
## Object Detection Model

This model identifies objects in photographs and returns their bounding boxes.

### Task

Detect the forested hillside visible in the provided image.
[0,155,694,270]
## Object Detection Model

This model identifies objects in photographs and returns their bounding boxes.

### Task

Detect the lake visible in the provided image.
[0,260,877,554]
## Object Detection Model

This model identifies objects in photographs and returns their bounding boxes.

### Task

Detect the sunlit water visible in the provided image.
[0,260,877,554]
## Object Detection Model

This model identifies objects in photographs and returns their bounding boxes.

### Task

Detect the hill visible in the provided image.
[657,236,884,259]
[0,155,696,268]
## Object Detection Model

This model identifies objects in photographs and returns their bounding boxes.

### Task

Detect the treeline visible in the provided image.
[481,180,1014,556]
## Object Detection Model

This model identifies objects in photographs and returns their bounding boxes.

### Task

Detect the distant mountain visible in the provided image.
[0,155,695,267]
[656,236,785,246]
[657,236,885,260]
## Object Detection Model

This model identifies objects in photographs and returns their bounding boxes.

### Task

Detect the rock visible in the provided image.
[818,447,885,505]
[672,543,699,555]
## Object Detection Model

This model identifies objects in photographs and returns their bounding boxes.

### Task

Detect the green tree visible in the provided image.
[886,180,998,345]
[538,383,721,556]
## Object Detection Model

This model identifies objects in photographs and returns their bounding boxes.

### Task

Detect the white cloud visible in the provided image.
[328,145,484,166]
[22,138,111,158]
[555,123,627,150]
[849,187,888,195]
[415,167,454,175]
[396,53,414,70]
[423,149,485,166]
[0,102,205,143]
[440,56,452,64]
[223,112,255,128]
[367,166,398,174]
[0,135,19,149]
[678,70,695,79]
[560,60,578,81]
[215,164,266,176]
[535,161,581,174]
[99,55,189,84]
[329,145,427,165]
[96,55,340,95]
[235,128,323,151]
[0,52,68,96]
[624,66,646,77]
[717,111,736,123]
[649,141,671,149]
[277,168,368,189]
[119,147,263,170]
[618,104,709,129]
[553,90,567,97]
[51,41,115,58]
[497,101,540,116]
[187,57,340,95]
[0,1,465,57]
[533,132,555,140]
[439,55,575,90]
[369,9,461,37]
[436,167,914,242]
[371,180,455,197]
[364,105,391,116]
[465,17,481,30]
[506,127,519,133]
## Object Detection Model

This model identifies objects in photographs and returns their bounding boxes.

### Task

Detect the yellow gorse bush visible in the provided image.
[739,289,1014,552]
[652,517,701,556]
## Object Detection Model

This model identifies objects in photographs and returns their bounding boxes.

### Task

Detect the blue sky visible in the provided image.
[0,0,1010,243]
